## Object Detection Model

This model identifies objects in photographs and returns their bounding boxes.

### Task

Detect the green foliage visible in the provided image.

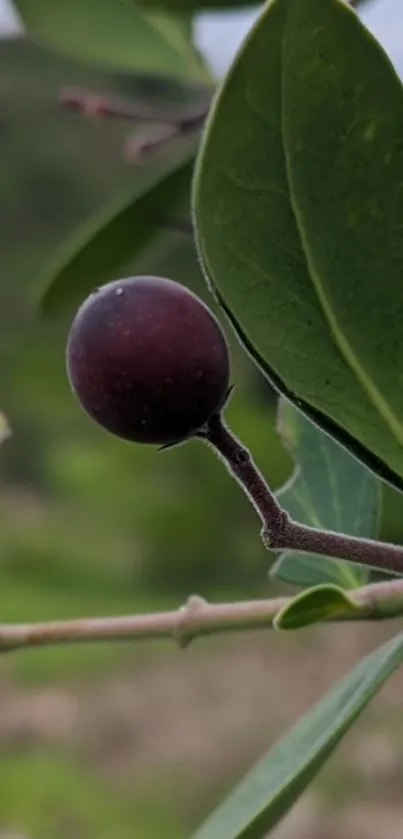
[274,584,358,630]
[0,752,183,838]
[0,39,290,681]
[271,399,379,588]
[13,0,206,79]
[191,629,403,839]
[194,0,403,491]
[41,140,197,316]
[5,1,403,838]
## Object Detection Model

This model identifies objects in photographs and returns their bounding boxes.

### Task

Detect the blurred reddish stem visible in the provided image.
[58,87,209,127]
[125,123,179,163]
[58,86,209,163]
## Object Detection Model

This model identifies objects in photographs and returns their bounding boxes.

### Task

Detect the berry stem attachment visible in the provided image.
[203,413,403,577]
[201,413,288,542]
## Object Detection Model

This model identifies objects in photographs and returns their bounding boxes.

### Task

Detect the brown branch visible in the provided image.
[1,580,403,654]
[202,414,403,578]
[282,522,403,577]
[201,414,287,541]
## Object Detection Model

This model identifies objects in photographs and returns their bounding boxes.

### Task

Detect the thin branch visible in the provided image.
[57,86,209,162]
[203,414,403,577]
[1,580,403,654]
[283,522,403,577]
[58,87,209,129]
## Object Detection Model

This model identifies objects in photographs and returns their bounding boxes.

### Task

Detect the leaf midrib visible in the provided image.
[280,0,403,449]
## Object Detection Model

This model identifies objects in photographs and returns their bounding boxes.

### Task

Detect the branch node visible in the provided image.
[174,595,207,648]
[261,510,290,549]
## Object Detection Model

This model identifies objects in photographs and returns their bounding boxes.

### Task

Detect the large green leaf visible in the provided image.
[193,0,403,491]
[13,0,205,78]
[271,399,380,588]
[191,629,403,839]
[41,140,197,316]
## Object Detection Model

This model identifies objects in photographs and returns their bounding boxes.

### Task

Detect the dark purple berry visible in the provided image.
[66,276,230,445]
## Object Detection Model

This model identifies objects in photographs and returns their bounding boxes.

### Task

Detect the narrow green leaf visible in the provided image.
[193,0,403,491]
[191,629,403,839]
[274,583,358,630]
[271,399,380,588]
[40,141,196,317]
[14,0,204,79]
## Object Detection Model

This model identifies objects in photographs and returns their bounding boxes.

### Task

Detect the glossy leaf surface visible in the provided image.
[194,0,403,490]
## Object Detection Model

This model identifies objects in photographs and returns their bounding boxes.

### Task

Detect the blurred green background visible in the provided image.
[2,34,403,839]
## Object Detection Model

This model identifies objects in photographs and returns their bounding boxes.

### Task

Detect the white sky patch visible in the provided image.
[361,0,403,73]
[0,0,21,36]
[195,0,403,78]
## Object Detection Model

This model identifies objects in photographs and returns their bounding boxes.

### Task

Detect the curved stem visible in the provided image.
[201,413,288,540]
[203,414,403,577]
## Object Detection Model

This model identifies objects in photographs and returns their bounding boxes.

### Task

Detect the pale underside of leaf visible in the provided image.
[273,399,380,588]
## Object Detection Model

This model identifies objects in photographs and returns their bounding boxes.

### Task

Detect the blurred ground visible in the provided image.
[1,622,403,838]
